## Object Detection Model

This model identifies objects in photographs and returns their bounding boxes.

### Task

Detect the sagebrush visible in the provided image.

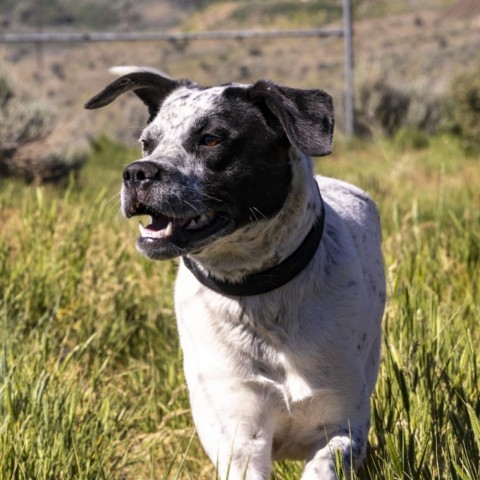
[0,66,88,183]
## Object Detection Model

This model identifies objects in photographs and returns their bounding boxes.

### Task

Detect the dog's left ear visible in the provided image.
[249,80,334,157]
[84,72,186,123]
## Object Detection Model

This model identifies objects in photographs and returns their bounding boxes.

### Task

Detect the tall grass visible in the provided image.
[0,134,479,479]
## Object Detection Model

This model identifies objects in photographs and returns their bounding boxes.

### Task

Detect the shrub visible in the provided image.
[444,65,480,152]
[354,70,443,138]
[0,66,88,183]
[356,76,411,136]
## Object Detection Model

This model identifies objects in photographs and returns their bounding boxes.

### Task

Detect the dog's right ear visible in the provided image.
[247,80,334,157]
[84,72,183,123]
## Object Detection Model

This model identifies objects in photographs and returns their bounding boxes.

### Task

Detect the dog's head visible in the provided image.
[85,72,334,260]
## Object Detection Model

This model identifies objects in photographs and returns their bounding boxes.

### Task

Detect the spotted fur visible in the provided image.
[85,71,386,479]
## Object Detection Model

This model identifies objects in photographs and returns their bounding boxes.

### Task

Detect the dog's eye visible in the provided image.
[140,138,152,152]
[200,134,222,147]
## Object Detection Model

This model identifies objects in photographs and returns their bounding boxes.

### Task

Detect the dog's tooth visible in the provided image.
[165,221,174,237]
[185,218,199,230]
[184,212,216,231]
[139,221,147,237]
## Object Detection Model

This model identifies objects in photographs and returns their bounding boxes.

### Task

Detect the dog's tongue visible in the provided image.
[148,215,170,231]
[139,215,173,239]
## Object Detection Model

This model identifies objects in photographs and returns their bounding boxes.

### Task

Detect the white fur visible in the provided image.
[175,148,385,479]
[109,65,171,78]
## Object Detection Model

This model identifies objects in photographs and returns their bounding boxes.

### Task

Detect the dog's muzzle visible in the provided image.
[121,161,234,260]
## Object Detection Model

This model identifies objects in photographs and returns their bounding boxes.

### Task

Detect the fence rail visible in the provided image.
[0,28,343,43]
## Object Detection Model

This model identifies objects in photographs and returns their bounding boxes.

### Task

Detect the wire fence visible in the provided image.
[0,0,355,135]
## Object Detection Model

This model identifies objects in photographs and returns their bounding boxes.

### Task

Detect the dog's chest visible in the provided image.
[214,308,315,402]
[175,282,356,455]
[179,279,296,369]
[175,268,350,405]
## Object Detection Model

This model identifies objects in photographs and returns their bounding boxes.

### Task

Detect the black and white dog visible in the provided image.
[85,72,386,479]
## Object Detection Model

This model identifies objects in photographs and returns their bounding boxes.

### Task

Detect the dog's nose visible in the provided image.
[123,161,161,184]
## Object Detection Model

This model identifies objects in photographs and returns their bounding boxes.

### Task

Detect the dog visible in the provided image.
[85,71,386,479]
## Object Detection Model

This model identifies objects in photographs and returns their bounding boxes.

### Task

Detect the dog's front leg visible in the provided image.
[190,382,278,480]
[301,422,368,480]
[214,427,273,480]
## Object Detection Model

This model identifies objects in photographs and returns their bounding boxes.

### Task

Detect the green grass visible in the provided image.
[0,134,479,479]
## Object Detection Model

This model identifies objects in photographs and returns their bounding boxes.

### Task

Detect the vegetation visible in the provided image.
[196,0,342,29]
[0,0,118,30]
[0,133,478,478]
[0,67,87,183]
[444,64,480,153]
[354,60,480,153]
[354,72,443,138]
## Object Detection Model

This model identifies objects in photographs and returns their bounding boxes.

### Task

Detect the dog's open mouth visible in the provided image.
[130,206,233,260]
[138,211,218,239]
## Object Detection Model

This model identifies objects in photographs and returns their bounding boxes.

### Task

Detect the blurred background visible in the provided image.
[0,0,479,182]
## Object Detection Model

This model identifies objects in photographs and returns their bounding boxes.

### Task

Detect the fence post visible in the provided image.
[342,0,354,136]
[34,0,44,73]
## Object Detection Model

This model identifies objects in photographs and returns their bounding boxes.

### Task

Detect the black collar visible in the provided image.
[182,188,325,297]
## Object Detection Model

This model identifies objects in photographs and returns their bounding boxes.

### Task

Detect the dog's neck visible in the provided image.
[186,149,323,284]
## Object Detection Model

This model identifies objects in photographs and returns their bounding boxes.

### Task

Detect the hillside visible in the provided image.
[0,0,479,143]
